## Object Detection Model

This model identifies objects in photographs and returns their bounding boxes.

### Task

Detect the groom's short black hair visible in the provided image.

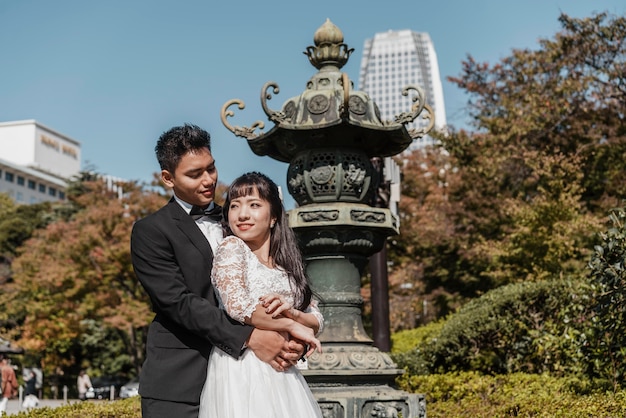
[155,123,211,173]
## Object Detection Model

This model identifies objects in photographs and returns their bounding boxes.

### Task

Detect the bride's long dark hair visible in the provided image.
[222,171,312,310]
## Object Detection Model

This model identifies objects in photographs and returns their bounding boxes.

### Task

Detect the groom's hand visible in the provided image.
[247,329,300,372]
[287,337,307,359]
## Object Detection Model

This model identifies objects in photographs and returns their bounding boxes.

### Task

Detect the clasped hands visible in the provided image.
[259,293,322,357]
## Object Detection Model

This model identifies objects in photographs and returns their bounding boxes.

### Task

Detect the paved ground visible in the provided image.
[3,398,76,416]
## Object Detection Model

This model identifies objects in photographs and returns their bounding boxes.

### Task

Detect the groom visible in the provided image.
[131,124,304,418]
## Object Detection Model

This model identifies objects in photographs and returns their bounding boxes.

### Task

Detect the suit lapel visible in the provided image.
[166,199,214,262]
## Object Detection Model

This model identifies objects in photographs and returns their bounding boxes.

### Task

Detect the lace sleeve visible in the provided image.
[211,236,256,322]
[304,298,324,336]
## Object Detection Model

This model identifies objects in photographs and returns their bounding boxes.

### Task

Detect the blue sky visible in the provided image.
[1,0,624,209]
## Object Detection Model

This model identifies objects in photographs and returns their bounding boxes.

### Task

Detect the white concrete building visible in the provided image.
[0,157,68,204]
[0,120,81,204]
[358,30,447,148]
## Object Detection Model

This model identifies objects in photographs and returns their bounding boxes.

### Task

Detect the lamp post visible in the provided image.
[221,19,433,418]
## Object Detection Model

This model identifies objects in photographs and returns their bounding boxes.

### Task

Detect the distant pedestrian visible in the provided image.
[77,370,92,401]
[0,354,18,413]
[22,369,39,409]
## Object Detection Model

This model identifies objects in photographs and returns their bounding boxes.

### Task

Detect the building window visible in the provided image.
[59,191,65,200]
[5,172,14,182]
[39,184,46,193]
[16,192,23,202]
[28,180,36,190]
[17,176,25,186]
[49,187,57,197]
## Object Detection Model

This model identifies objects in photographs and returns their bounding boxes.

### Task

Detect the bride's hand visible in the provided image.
[287,322,322,356]
[260,293,300,320]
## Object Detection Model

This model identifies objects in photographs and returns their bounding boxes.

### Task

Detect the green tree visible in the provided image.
[448,12,626,212]
[0,171,97,286]
[0,179,166,378]
[0,194,18,284]
[0,196,57,283]
[474,152,602,284]
[385,144,470,329]
[387,12,626,328]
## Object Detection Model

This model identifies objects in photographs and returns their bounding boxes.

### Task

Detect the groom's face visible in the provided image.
[162,147,218,207]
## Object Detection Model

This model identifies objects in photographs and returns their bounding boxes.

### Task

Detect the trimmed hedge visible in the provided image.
[398,371,626,418]
[10,397,140,417]
[12,374,626,417]
[391,279,590,377]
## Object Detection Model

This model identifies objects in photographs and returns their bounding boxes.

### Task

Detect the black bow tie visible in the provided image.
[190,204,223,222]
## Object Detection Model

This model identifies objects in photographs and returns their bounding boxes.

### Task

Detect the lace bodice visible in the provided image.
[212,235,323,334]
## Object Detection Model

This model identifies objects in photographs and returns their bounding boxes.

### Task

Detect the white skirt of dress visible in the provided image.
[199,347,322,418]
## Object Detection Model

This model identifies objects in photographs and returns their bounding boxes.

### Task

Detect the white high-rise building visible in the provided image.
[359,30,447,148]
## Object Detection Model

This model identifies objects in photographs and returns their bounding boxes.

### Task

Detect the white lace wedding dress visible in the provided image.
[198,235,324,418]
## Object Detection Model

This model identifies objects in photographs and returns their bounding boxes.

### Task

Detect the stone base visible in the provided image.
[311,384,426,418]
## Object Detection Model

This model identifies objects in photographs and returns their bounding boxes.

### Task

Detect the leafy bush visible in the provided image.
[391,205,626,395]
[11,397,140,418]
[391,319,445,354]
[398,371,626,418]
[586,206,626,390]
[392,279,590,377]
[391,318,445,375]
[9,376,626,418]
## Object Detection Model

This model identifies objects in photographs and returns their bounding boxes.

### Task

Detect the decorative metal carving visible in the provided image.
[220,99,264,140]
[392,84,426,125]
[370,402,401,418]
[287,150,373,205]
[319,402,343,418]
[308,94,330,114]
[348,95,367,115]
[287,171,305,196]
[299,209,340,222]
[307,234,341,248]
[283,100,297,120]
[308,345,397,370]
[343,236,376,252]
[350,209,386,223]
[344,162,366,189]
[294,226,390,256]
[310,164,335,185]
[341,72,350,118]
[261,82,289,123]
[304,19,354,70]
[408,103,436,140]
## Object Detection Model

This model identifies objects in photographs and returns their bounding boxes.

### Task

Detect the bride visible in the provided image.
[199,172,323,418]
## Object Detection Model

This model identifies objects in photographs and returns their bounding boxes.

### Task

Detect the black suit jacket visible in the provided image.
[131,197,252,404]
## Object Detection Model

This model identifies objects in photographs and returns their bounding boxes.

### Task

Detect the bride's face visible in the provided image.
[227,188,276,249]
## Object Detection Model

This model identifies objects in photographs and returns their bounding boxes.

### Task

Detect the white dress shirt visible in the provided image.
[174,196,224,254]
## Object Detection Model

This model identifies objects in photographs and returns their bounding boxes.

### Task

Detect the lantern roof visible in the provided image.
[221,19,434,163]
